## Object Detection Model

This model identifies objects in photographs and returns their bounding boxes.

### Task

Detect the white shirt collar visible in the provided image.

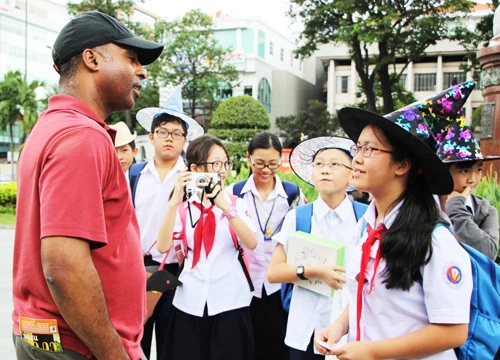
[465,195,474,215]
[241,174,288,200]
[143,156,186,176]
[363,198,404,230]
[314,194,352,223]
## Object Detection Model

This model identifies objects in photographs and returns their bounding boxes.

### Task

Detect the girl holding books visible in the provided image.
[226,132,306,360]
[267,136,367,360]
[155,135,257,360]
[315,85,473,360]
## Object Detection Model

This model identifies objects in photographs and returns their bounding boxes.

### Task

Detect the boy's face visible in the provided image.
[311,148,353,196]
[115,144,138,173]
[449,161,483,194]
[149,120,187,162]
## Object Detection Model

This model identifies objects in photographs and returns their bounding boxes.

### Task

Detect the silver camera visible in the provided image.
[186,173,220,194]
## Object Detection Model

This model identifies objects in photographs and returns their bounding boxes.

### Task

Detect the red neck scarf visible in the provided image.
[192,202,216,269]
[356,223,386,341]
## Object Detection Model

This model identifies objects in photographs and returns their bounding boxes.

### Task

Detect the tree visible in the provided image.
[276,100,343,148]
[209,96,270,170]
[289,0,472,114]
[157,9,240,121]
[0,70,44,178]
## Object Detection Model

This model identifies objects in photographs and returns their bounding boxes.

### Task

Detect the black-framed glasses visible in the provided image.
[249,155,281,170]
[312,161,353,170]
[155,129,186,140]
[198,160,234,172]
[350,144,393,158]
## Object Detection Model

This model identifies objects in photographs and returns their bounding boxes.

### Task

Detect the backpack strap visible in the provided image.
[282,181,300,207]
[232,180,247,198]
[129,162,148,207]
[352,200,368,221]
[295,203,313,233]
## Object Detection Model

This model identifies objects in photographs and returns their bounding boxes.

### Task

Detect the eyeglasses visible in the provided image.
[155,129,186,140]
[250,155,281,170]
[312,161,353,170]
[198,160,234,172]
[350,144,393,158]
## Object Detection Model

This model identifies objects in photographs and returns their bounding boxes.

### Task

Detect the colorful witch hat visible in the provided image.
[136,87,205,141]
[337,86,478,194]
[289,136,356,192]
[436,120,500,163]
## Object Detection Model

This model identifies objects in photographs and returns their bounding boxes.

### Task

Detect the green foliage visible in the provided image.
[210,96,270,169]
[67,0,136,19]
[276,100,343,148]
[471,105,483,133]
[157,9,240,118]
[289,0,473,113]
[0,182,17,209]
[0,212,16,224]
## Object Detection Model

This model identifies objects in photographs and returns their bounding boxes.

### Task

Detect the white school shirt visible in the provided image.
[135,157,186,264]
[347,200,472,360]
[226,175,306,298]
[273,195,358,352]
[172,192,256,317]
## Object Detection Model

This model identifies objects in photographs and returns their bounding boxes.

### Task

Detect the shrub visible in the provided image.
[0,181,17,210]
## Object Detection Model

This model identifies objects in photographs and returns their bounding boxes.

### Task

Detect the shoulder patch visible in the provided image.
[442,262,464,288]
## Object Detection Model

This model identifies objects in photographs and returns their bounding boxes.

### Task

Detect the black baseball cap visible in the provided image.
[52,11,164,72]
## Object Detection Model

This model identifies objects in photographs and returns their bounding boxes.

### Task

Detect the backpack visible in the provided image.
[177,194,254,292]
[280,200,368,312]
[433,224,500,360]
[129,161,148,206]
[232,179,300,207]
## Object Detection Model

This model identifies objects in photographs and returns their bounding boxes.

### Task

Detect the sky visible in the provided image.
[140,0,297,38]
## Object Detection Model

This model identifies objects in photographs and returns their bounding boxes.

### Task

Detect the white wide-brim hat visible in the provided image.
[290,136,356,192]
[109,121,137,147]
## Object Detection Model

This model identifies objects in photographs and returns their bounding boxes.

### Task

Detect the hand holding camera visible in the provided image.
[185,173,220,195]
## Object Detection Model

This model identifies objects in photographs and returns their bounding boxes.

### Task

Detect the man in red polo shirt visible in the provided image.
[12,11,163,360]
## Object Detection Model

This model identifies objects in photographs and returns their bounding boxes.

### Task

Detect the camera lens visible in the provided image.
[196,176,208,185]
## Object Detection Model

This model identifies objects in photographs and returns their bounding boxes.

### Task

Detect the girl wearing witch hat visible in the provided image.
[315,83,473,359]
[267,136,367,360]
[435,120,499,261]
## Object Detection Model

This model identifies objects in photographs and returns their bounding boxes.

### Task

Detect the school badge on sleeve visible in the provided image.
[19,317,63,352]
[442,262,463,289]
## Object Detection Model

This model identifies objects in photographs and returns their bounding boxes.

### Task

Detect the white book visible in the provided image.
[286,230,345,297]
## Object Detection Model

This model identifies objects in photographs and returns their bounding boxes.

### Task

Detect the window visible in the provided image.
[258,78,271,113]
[244,86,253,96]
[443,72,466,88]
[398,74,407,88]
[280,48,284,61]
[414,73,436,92]
[258,30,266,58]
[336,76,350,94]
[242,29,255,53]
[269,41,274,56]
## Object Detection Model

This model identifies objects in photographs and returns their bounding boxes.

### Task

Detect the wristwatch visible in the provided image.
[223,207,238,220]
[296,265,307,280]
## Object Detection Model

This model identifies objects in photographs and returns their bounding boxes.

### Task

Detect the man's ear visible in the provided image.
[81,49,99,71]
[132,148,139,156]
[148,132,154,144]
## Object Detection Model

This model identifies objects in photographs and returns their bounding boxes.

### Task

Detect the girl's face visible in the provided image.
[449,161,483,193]
[199,144,230,183]
[351,124,397,196]
[247,147,281,185]
[311,148,353,196]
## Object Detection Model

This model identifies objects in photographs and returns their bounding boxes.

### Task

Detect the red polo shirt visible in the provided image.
[12,95,145,359]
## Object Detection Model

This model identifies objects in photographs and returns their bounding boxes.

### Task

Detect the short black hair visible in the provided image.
[446,160,479,170]
[151,113,187,134]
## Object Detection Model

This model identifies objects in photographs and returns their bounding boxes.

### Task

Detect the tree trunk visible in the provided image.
[124,111,133,130]
[9,123,15,181]
[352,38,378,113]
[378,42,395,114]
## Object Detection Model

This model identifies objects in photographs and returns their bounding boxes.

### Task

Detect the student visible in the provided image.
[133,87,204,359]
[226,132,306,360]
[156,135,258,360]
[435,120,500,261]
[315,98,473,359]
[267,136,364,360]
[109,121,138,178]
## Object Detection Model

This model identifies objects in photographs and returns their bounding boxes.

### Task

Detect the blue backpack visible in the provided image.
[280,200,368,312]
[232,179,300,207]
[432,224,500,360]
[129,162,147,206]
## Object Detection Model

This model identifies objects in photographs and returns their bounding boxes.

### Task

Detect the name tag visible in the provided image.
[19,316,63,352]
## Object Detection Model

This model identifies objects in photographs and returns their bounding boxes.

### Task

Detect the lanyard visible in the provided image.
[252,194,276,241]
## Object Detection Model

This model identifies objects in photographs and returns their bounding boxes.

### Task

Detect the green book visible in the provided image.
[286,230,345,297]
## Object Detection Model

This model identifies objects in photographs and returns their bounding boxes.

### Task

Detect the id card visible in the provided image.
[19,316,63,352]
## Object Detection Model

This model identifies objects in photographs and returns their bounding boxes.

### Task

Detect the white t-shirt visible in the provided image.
[273,195,358,352]
[135,157,186,264]
[347,200,472,359]
[172,192,256,317]
[226,175,305,298]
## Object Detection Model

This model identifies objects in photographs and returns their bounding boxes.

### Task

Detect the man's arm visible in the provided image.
[41,236,130,360]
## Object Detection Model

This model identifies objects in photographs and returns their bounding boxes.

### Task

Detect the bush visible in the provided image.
[0,182,17,211]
